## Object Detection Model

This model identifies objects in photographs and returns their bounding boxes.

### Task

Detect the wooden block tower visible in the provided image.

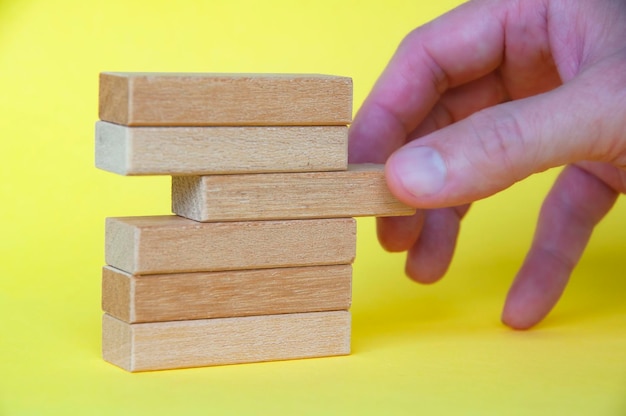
[96,72,414,372]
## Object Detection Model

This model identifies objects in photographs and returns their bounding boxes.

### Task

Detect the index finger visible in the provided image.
[348,0,509,163]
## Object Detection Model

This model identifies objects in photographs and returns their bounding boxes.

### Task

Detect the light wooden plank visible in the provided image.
[172,164,416,222]
[102,311,351,372]
[99,72,352,126]
[105,216,356,275]
[95,121,347,175]
[102,264,352,323]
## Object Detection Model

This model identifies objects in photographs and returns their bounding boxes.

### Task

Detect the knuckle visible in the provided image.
[466,108,529,182]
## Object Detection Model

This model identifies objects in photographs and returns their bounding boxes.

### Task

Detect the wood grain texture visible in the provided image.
[102,264,352,323]
[98,72,352,126]
[172,164,416,222]
[102,311,351,372]
[105,216,356,275]
[94,121,348,175]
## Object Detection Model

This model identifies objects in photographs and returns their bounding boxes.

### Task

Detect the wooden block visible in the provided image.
[102,311,351,372]
[95,121,348,175]
[102,264,352,323]
[105,216,356,275]
[172,164,416,222]
[99,72,352,126]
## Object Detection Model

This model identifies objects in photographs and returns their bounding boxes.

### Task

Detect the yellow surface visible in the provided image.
[1,0,625,414]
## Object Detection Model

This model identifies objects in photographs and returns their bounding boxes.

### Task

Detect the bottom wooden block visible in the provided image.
[102,311,351,372]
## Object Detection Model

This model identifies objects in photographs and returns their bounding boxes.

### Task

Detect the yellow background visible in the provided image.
[1,0,625,414]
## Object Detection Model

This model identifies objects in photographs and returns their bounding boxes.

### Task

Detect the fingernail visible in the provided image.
[390,146,446,197]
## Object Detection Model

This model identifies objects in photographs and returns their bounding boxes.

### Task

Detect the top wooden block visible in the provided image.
[99,72,353,126]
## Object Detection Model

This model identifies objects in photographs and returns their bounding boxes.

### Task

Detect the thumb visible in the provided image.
[384,78,616,208]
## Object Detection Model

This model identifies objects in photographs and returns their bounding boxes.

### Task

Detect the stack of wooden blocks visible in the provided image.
[96,72,414,372]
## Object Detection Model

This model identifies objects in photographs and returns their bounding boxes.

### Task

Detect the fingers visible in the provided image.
[385,72,620,209]
[377,205,469,283]
[502,164,619,329]
[347,0,626,330]
[576,160,626,194]
[405,205,470,284]
[376,212,424,253]
[348,0,511,163]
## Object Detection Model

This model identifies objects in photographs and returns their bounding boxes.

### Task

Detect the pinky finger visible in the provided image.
[502,164,619,329]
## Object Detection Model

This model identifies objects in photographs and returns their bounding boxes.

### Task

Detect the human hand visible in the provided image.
[348,0,626,329]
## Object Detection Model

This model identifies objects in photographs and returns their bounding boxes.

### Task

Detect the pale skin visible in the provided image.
[348,0,626,329]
